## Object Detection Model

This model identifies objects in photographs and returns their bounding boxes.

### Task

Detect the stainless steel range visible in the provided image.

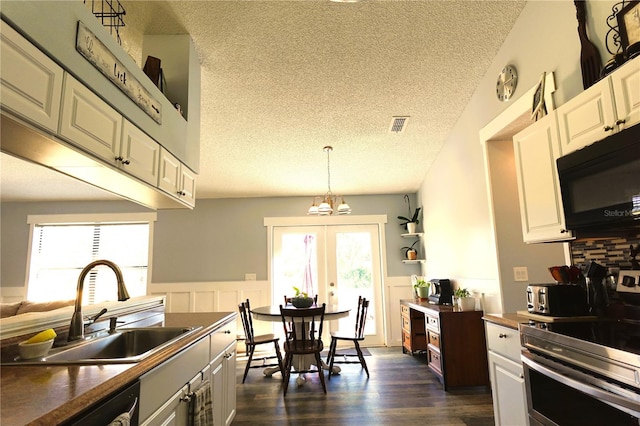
[520,320,640,425]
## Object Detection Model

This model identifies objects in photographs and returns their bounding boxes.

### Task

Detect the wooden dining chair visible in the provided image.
[238,299,284,383]
[279,303,327,396]
[326,296,370,379]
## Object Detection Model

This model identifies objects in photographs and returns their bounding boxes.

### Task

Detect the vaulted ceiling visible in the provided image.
[1,0,526,203]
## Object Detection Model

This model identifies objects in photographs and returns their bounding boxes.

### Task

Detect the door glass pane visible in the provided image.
[335,231,375,335]
[273,232,318,305]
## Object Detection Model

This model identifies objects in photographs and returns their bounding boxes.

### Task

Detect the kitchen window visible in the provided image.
[25,213,156,303]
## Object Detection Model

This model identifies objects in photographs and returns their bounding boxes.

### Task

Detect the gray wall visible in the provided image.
[1,194,419,289]
[418,1,619,313]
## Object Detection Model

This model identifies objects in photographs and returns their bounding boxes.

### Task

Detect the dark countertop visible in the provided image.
[0,312,236,426]
[482,313,531,330]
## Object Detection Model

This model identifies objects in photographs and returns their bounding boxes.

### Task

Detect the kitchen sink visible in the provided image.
[3,326,202,365]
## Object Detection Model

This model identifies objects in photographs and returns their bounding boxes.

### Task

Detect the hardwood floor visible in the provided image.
[233,346,495,425]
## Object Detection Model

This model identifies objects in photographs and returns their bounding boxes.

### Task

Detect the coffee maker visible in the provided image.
[428,279,453,305]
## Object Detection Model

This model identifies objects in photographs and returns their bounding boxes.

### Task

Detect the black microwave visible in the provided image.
[556,124,640,234]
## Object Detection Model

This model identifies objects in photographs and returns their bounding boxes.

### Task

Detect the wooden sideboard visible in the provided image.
[400,299,490,390]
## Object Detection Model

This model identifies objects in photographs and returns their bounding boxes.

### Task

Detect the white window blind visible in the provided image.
[27,222,150,303]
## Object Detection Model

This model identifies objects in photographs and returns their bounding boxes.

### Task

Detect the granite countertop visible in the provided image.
[482,312,531,330]
[0,312,236,425]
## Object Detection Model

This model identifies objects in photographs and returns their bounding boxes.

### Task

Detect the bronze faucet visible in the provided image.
[68,260,130,341]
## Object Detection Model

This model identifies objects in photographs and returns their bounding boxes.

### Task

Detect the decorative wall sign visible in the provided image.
[75,21,162,124]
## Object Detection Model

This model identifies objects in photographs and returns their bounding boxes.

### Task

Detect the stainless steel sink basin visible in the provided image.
[3,326,202,365]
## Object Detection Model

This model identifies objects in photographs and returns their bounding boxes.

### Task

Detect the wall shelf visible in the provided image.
[401,233,424,238]
[402,259,425,264]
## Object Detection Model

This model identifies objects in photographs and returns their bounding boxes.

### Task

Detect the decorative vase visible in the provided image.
[416,286,430,299]
[292,297,314,308]
[458,296,475,311]
[406,249,417,260]
[406,222,417,234]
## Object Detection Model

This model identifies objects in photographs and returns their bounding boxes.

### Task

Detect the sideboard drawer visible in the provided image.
[428,330,440,349]
[428,348,442,374]
[402,316,411,332]
[401,304,410,317]
[426,315,439,332]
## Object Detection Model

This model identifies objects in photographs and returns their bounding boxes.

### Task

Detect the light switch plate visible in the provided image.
[514,266,529,282]
[244,273,256,281]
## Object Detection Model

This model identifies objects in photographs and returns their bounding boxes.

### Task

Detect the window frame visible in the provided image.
[25,212,157,302]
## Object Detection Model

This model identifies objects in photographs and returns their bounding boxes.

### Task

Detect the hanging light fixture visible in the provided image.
[307,146,351,216]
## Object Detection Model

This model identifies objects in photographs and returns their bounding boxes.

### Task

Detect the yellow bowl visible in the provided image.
[18,338,54,360]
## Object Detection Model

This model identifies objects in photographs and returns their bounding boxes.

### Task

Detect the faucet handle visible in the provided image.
[84,308,108,326]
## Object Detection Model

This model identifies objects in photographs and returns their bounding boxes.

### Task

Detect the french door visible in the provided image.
[272,223,384,346]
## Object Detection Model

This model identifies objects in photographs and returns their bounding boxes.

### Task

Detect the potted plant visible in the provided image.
[401,240,419,260]
[454,288,475,311]
[397,194,421,234]
[291,286,314,308]
[414,279,430,299]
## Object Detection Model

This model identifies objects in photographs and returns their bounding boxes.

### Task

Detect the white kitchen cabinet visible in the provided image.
[611,55,640,131]
[140,383,189,426]
[209,319,237,426]
[159,148,197,207]
[139,337,209,424]
[485,322,529,426]
[556,55,640,156]
[513,112,572,243]
[210,341,237,426]
[59,73,122,163]
[0,21,63,133]
[121,120,161,186]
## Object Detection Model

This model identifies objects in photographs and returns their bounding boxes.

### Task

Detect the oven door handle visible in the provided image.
[522,351,640,417]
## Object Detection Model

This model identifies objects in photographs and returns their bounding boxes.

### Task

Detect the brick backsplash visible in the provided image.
[570,234,640,272]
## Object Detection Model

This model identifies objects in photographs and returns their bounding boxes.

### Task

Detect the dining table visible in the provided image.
[251,304,351,386]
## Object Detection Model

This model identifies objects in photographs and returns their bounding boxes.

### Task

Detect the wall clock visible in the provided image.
[496,65,518,102]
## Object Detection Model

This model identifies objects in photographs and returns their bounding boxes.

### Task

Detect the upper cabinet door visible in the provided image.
[0,21,63,133]
[121,120,161,186]
[59,74,122,163]
[513,113,572,243]
[556,77,616,156]
[611,55,640,131]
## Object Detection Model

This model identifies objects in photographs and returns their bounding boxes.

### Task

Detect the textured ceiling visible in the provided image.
[1,0,526,203]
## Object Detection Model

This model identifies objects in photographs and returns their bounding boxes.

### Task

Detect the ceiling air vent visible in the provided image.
[389,116,409,134]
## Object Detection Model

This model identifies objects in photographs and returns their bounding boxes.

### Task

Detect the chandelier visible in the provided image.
[307,146,351,215]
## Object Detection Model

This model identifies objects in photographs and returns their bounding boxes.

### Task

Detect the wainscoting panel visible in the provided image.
[148,280,272,336]
[150,277,415,346]
[385,276,413,347]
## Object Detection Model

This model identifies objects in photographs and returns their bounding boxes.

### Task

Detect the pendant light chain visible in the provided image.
[307,145,351,215]
[325,145,332,195]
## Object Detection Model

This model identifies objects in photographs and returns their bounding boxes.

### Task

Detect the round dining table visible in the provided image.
[251,304,351,385]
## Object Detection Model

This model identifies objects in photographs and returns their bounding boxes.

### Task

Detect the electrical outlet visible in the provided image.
[514,266,528,282]
[244,273,256,281]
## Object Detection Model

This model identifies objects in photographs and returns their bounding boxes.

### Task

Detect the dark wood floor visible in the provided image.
[233,346,495,425]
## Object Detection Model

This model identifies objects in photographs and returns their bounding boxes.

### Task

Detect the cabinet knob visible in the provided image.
[498,333,507,338]
[603,125,615,131]
[615,119,626,126]
[115,156,131,165]
[223,330,231,334]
